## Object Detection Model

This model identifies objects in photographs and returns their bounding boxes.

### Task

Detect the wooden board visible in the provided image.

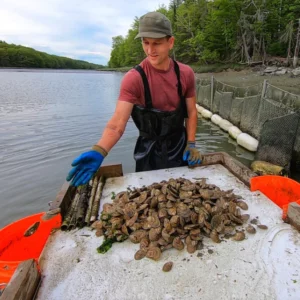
[49,163,123,219]
[1,259,40,300]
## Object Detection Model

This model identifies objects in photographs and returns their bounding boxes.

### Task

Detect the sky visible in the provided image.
[0,0,171,65]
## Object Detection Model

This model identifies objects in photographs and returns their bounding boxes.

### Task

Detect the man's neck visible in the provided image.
[147,57,171,71]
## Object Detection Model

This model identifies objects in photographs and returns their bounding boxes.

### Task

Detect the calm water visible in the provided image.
[0,69,255,228]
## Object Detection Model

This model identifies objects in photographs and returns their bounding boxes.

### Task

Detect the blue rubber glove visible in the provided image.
[66,145,107,186]
[183,141,202,166]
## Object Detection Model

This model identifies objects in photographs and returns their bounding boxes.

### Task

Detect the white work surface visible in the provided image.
[37,165,300,300]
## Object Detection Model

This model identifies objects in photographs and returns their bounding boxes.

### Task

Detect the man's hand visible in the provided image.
[66,145,107,186]
[183,141,202,166]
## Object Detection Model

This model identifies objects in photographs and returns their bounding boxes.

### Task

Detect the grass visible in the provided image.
[98,67,132,72]
[190,63,247,73]
[98,63,248,74]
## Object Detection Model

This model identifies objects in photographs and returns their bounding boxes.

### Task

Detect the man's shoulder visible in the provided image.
[176,61,194,75]
[122,67,141,83]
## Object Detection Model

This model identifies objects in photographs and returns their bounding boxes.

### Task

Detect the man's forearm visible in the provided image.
[185,109,197,142]
[96,122,124,152]
[95,100,133,153]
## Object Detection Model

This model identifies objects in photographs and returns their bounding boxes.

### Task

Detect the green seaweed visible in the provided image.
[100,213,112,221]
[97,234,128,254]
[97,238,116,254]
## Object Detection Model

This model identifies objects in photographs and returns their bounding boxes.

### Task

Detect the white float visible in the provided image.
[201,109,213,119]
[237,133,259,152]
[228,126,242,140]
[211,114,223,125]
[196,104,205,114]
[219,119,233,132]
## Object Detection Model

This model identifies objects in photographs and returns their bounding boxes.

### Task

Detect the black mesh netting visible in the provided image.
[214,80,262,98]
[255,113,299,168]
[218,92,233,120]
[229,97,244,127]
[252,98,291,138]
[240,95,261,137]
[265,84,300,111]
[197,84,211,109]
[292,124,300,171]
[211,90,222,114]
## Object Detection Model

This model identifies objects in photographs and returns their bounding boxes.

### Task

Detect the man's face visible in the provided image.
[142,37,175,69]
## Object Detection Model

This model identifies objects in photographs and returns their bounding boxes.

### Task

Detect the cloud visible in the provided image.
[0,0,170,65]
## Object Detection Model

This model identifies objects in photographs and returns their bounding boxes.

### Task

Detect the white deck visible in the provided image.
[37,164,300,300]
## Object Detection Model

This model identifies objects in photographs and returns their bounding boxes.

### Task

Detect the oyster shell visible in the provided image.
[246,224,256,234]
[96,176,266,262]
[257,224,268,230]
[232,231,246,241]
[236,200,248,210]
[162,261,173,272]
[146,247,162,261]
[172,237,184,250]
[135,249,147,260]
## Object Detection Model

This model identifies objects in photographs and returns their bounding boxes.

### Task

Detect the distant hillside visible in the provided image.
[0,41,104,69]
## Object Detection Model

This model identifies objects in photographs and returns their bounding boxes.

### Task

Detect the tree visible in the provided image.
[293,19,300,68]
[280,20,294,65]
[0,41,104,69]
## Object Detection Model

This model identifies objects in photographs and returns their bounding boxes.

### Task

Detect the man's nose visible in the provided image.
[147,45,155,54]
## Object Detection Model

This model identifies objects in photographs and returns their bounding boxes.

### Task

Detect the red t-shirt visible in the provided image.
[118,58,195,111]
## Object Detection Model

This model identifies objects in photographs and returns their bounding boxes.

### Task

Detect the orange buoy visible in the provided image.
[250,175,300,219]
[0,212,61,289]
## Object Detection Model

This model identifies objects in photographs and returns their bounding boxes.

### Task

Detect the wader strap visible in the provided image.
[173,59,188,118]
[134,65,153,109]
[173,59,183,98]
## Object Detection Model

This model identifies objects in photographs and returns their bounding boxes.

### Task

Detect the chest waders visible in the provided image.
[131,59,188,172]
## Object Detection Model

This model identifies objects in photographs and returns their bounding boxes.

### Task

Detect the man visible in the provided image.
[66,11,202,187]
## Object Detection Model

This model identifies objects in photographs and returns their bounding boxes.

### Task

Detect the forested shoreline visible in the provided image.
[109,0,300,68]
[1,0,299,70]
[0,41,104,69]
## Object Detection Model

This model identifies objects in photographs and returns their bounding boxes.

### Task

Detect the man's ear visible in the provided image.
[169,36,175,50]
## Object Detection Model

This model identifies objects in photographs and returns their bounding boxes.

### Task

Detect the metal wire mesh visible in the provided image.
[214,79,262,98]
[253,98,292,138]
[240,95,261,137]
[219,92,233,120]
[292,125,300,171]
[255,113,299,169]
[212,90,221,114]
[265,83,300,111]
[229,97,244,127]
[197,84,211,109]
[195,77,300,171]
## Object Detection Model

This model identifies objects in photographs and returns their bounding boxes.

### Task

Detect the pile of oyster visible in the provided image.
[93,177,265,261]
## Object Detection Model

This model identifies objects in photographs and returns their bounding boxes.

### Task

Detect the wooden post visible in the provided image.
[90,176,106,223]
[253,79,268,137]
[261,79,268,100]
[210,75,214,110]
[1,259,40,300]
[85,177,98,226]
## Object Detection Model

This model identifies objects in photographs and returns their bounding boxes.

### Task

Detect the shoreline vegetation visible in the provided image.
[0,63,247,73]
[1,1,300,73]
[100,63,247,73]
[0,38,247,74]
[0,41,105,70]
